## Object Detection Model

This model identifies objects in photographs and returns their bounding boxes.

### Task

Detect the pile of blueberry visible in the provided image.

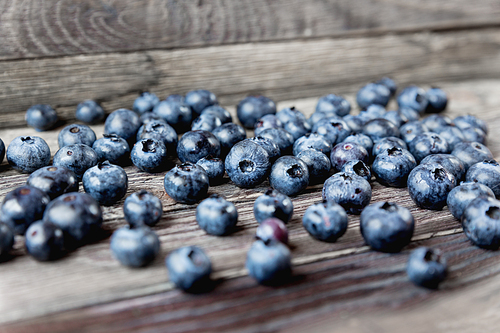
[0,80,498,292]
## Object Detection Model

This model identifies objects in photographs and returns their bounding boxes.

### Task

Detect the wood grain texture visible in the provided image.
[0,80,500,332]
[1,0,500,61]
[2,28,500,128]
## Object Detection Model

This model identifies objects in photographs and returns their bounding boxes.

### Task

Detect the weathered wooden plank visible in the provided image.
[2,0,500,61]
[2,28,500,129]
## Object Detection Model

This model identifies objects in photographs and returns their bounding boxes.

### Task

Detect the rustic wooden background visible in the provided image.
[1,1,500,332]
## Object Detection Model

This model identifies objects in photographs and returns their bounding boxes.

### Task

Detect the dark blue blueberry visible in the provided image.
[196,194,238,236]
[110,226,160,267]
[253,189,293,224]
[7,136,51,173]
[297,149,331,183]
[166,246,212,291]
[177,130,221,164]
[447,182,494,220]
[425,88,448,113]
[313,117,351,145]
[92,134,130,166]
[164,162,209,204]
[137,120,178,154]
[140,112,165,124]
[225,141,271,188]
[420,154,465,184]
[185,89,218,116]
[58,124,97,148]
[276,106,307,125]
[196,156,225,185]
[408,132,449,163]
[75,100,105,124]
[293,133,332,156]
[316,94,351,116]
[201,105,232,124]
[0,223,14,259]
[435,125,465,151]
[322,172,372,214]
[25,104,58,131]
[466,160,500,197]
[237,96,276,128]
[362,118,400,143]
[462,196,500,249]
[342,133,373,155]
[357,104,386,123]
[342,114,365,134]
[133,92,160,114]
[259,128,295,155]
[372,147,416,187]
[330,142,368,172]
[407,164,455,210]
[27,166,79,199]
[451,141,493,171]
[254,114,283,136]
[269,156,309,196]
[375,77,397,96]
[245,137,280,163]
[421,114,452,132]
[43,192,102,245]
[131,138,168,173]
[255,218,289,244]
[341,160,371,182]
[165,94,184,103]
[407,247,447,289]
[83,161,128,206]
[0,138,4,163]
[398,107,420,122]
[25,221,65,261]
[383,110,407,127]
[302,201,348,242]
[104,108,141,144]
[124,190,163,227]
[356,83,391,109]
[53,144,99,180]
[453,115,488,134]
[246,240,291,285]
[212,123,247,156]
[360,202,414,253]
[400,121,430,144]
[283,117,311,141]
[308,111,338,127]
[0,186,50,235]
[153,100,192,133]
[461,126,486,144]
[397,85,428,113]
[372,136,407,157]
[191,112,222,132]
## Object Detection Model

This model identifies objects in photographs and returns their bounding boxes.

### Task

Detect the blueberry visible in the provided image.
[407,247,447,289]
[255,218,289,244]
[140,112,165,125]
[330,142,368,172]
[407,164,455,210]
[165,94,184,103]
[276,106,307,125]
[447,182,495,220]
[166,246,212,291]
[82,161,128,206]
[293,133,332,156]
[153,100,192,132]
[451,141,493,171]
[372,136,407,157]
[283,117,311,141]
[358,105,386,123]
[316,94,351,116]
[201,105,232,124]
[435,125,465,151]
[177,130,221,164]
[302,201,348,242]
[133,92,160,114]
[342,114,365,134]
[137,120,178,154]
[462,196,500,249]
[212,123,247,156]
[0,223,14,259]
[397,85,428,113]
[466,160,500,197]
[7,136,51,173]
[400,121,430,144]
[58,124,97,148]
[196,156,225,185]
[297,149,331,183]
[313,118,351,145]
[360,202,414,253]
[27,166,79,199]
[461,126,486,144]
[383,110,408,128]
[269,156,309,196]
[362,119,400,143]
[53,144,99,180]
[425,88,448,113]
[421,114,452,132]
[375,77,397,96]
[185,89,218,116]
[124,190,163,227]
[0,138,5,163]
[420,154,465,184]
[196,194,238,236]
[453,115,488,134]
[225,141,271,188]
[237,96,276,128]
[356,83,391,109]
[25,221,65,261]
[245,137,281,163]
[372,147,416,187]
[164,162,209,204]
[75,100,105,124]
[341,160,371,182]
[342,133,373,155]
[110,225,160,267]
[259,128,295,155]
[25,104,58,131]
[253,188,294,224]
[246,240,291,285]
[322,172,372,214]
[104,108,141,144]
[43,192,102,245]
[308,111,339,127]
[398,107,420,122]
[191,112,222,132]
[254,114,283,136]
[408,132,449,163]
[92,134,130,166]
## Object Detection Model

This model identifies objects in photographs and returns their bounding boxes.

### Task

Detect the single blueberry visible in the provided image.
[312,117,351,145]
[330,141,369,172]
[316,94,351,116]
[447,182,495,220]
[0,223,14,259]
[397,85,428,113]
[246,240,292,285]
[308,111,339,127]
[342,114,365,134]
[356,83,391,109]
[372,147,416,187]
[293,133,332,156]
[407,164,455,210]
[362,118,400,143]
[137,120,178,154]
[407,247,447,289]
[453,115,488,134]
[212,123,247,157]
[398,107,420,122]
[82,161,128,206]
[191,112,222,132]
[341,160,371,182]
[92,134,130,166]
[253,188,294,224]
[297,149,331,183]
[164,163,210,204]
[185,89,218,116]
[408,132,449,163]
[435,125,465,151]
[196,194,238,236]
[131,138,168,173]
[421,114,452,132]
[302,201,348,242]
[322,172,372,214]
[75,100,105,124]
[462,196,500,249]
[245,137,281,163]
[53,144,99,180]
[25,104,58,131]
[58,124,97,148]
[225,141,271,188]
[283,117,312,141]
[451,141,493,171]
[461,126,486,144]
[256,218,289,245]
[177,130,221,164]
[124,190,163,227]
[7,136,51,173]
[27,166,79,199]
[269,156,310,196]
[166,246,212,291]
[153,100,192,133]
[372,136,407,157]
[466,160,500,197]
[383,110,408,128]
[375,77,397,96]
[342,133,374,155]
[110,225,160,267]
[425,88,448,113]
[259,128,295,155]
[195,156,225,185]
[420,154,465,184]
[25,221,65,261]
[357,105,386,123]
[140,112,165,125]
[254,114,283,136]
[276,106,307,125]
[133,92,160,114]
[400,121,430,144]
[104,108,141,144]
[237,95,276,128]
[165,94,184,103]
[200,105,232,124]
